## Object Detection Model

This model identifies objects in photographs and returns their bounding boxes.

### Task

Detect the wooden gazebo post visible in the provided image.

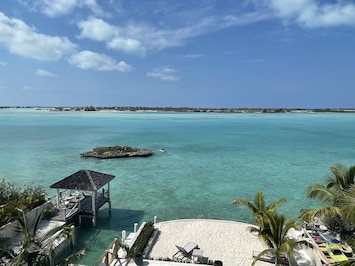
[56,188,60,208]
[92,190,96,227]
[108,182,111,213]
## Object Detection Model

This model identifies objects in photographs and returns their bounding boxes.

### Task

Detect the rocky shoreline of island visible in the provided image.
[81,145,153,159]
[52,106,355,113]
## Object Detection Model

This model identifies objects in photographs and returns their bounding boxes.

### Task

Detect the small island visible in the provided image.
[81,145,153,159]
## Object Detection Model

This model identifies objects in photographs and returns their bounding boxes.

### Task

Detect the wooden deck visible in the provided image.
[49,191,110,222]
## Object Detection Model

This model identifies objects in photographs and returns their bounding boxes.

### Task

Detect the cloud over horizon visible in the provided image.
[68,50,133,72]
[147,67,180,81]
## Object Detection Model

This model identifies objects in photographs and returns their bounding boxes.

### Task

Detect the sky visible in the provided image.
[0,0,355,108]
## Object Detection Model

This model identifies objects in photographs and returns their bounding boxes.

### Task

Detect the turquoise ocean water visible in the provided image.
[1,108,355,264]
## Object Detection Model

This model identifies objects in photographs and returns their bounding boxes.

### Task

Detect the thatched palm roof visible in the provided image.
[50,169,115,191]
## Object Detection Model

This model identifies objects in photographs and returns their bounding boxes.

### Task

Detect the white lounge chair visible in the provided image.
[173,242,198,262]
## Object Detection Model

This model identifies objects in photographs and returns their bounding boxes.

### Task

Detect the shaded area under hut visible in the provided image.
[49,169,115,227]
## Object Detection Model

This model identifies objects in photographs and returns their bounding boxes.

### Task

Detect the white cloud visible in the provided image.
[77,17,117,42]
[40,0,78,17]
[147,67,180,81]
[76,11,267,56]
[267,0,355,28]
[268,0,310,17]
[22,85,42,91]
[20,0,106,17]
[0,12,76,61]
[77,17,146,56]
[183,54,205,59]
[107,37,146,56]
[68,50,132,72]
[0,61,7,66]
[36,69,57,77]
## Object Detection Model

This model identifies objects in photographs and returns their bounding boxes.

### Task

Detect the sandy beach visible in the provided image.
[147,219,270,266]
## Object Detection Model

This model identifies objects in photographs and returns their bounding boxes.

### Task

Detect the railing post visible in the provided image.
[71,225,76,246]
[122,230,126,245]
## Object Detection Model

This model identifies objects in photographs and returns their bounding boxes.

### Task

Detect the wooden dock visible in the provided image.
[49,169,115,227]
[49,189,111,225]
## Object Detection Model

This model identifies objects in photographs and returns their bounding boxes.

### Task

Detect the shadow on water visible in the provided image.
[61,208,145,265]
[76,207,145,239]
[99,207,146,229]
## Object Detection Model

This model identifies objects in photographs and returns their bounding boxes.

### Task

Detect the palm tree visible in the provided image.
[232,189,286,229]
[251,212,299,266]
[4,207,74,266]
[338,259,355,266]
[326,164,355,192]
[338,184,355,227]
[300,183,342,223]
[301,164,355,228]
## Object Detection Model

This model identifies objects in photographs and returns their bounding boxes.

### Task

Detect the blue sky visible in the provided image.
[0,0,354,108]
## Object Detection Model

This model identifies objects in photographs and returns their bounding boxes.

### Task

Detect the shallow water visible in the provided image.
[1,109,354,265]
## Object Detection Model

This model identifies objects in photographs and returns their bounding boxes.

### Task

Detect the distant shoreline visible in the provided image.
[1,106,355,113]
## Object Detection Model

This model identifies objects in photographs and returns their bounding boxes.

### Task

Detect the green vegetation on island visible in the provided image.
[52,106,355,113]
[81,145,153,159]
[2,106,355,113]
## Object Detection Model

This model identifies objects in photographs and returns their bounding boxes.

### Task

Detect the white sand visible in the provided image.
[148,219,270,266]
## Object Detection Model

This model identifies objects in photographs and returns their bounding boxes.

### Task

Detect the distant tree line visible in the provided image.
[50,106,355,113]
[1,106,355,113]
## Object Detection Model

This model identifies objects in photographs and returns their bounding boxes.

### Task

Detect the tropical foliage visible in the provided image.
[232,189,286,230]
[126,221,155,258]
[301,164,355,231]
[250,212,299,266]
[233,189,299,265]
[0,179,46,226]
[1,207,74,266]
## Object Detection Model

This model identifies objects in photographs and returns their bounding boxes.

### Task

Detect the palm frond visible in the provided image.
[32,206,49,236]
[338,259,355,266]
[348,166,355,183]
[337,186,355,226]
[58,248,86,266]
[279,239,298,261]
[327,164,355,191]
[301,206,342,223]
[251,248,274,266]
[267,197,286,211]
[232,199,258,213]
[254,189,266,212]
[307,184,336,204]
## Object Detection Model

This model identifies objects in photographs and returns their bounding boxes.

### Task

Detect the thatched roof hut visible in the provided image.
[50,169,115,191]
[50,169,115,226]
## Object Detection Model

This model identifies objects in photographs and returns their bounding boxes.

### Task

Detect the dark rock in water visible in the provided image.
[81,145,153,159]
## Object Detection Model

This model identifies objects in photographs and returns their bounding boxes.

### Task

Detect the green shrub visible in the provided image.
[0,179,46,226]
[93,146,138,154]
[127,221,155,257]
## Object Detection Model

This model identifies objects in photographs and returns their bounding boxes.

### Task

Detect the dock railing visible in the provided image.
[96,237,121,266]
